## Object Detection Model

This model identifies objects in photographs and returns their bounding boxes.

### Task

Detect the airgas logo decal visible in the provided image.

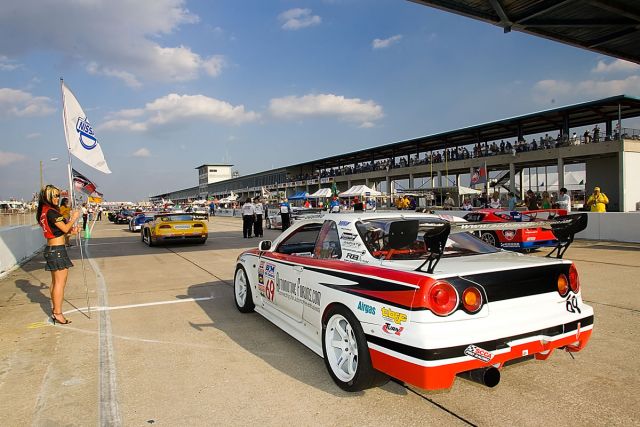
[76,117,97,150]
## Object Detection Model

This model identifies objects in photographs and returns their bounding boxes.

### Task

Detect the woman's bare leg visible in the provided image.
[51,268,69,319]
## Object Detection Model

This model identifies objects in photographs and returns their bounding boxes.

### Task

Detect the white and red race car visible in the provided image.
[233,212,592,391]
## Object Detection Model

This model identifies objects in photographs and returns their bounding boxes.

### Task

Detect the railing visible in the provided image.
[0,212,38,229]
[621,127,640,140]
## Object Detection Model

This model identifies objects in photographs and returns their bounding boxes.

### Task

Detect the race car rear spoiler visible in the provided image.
[386,213,588,273]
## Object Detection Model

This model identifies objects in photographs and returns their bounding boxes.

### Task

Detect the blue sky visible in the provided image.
[1,0,639,201]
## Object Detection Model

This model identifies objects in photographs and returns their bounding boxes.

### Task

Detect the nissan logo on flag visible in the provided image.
[76,117,97,150]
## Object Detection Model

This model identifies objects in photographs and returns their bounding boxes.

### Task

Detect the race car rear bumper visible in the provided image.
[367,314,593,390]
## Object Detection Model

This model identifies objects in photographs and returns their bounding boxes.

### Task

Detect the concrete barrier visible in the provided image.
[0,225,45,277]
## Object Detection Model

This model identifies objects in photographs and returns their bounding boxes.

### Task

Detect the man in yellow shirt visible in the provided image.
[586,187,609,212]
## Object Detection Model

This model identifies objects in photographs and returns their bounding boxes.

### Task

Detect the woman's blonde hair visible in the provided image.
[36,184,60,221]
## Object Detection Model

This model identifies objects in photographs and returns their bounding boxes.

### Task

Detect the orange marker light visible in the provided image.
[462,287,482,313]
[557,274,569,296]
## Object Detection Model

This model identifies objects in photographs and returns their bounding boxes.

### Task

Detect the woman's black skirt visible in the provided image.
[44,245,74,271]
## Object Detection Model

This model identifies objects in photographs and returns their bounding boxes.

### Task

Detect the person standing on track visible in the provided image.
[280,198,291,231]
[37,185,80,325]
[241,197,255,238]
[253,197,264,238]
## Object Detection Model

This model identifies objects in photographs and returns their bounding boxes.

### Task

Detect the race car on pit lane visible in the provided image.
[141,213,208,246]
[129,213,155,232]
[265,207,323,230]
[233,212,592,391]
[463,208,567,250]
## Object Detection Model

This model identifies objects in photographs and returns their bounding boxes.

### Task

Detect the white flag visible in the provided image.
[61,81,111,174]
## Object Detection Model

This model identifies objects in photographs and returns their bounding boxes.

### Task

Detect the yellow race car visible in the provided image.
[141,213,208,246]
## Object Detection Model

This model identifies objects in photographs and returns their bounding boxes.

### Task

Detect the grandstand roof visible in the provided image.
[303,95,640,169]
[410,0,640,65]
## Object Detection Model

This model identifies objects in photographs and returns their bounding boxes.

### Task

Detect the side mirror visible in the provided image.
[259,240,272,251]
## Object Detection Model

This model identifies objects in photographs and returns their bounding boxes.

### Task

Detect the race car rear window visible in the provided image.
[356,218,498,260]
[159,215,194,222]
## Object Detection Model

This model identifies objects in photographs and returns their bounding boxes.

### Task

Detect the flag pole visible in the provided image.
[61,77,91,319]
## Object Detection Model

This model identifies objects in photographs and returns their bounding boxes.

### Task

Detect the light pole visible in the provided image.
[40,157,59,189]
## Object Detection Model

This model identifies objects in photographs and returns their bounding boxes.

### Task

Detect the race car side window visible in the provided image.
[313,220,342,260]
[276,223,323,256]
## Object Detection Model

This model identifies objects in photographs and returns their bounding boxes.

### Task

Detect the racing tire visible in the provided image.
[480,231,498,247]
[143,230,154,247]
[234,266,255,313]
[322,305,388,392]
[198,238,207,245]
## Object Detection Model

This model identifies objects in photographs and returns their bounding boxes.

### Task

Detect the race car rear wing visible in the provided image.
[545,213,588,258]
[386,214,589,273]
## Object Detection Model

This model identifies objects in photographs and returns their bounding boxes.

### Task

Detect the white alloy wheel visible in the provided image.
[234,267,254,313]
[325,314,359,383]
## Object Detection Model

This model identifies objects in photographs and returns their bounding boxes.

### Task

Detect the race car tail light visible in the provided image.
[159,225,171,229]
[427,281,458,316]
[557,274,569,297]
[462,287,482,313]
[569,263,580,293]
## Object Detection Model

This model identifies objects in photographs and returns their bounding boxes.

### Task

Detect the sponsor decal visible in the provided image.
[338,220,350,227]
[265,279,275,301]
[275,273,321,312]
[501,242,520,248]
[341,240,362,249]
[345,252,360,262]
[265,263,276,278]
[565,295,581,313]
[527,237,536,241]
[357,301,376,315]
[340,232,358,241]
[464,345,493,363]
[258,261,265,284]
[382,323,404,336]
[502,229,516,241]
[382,307,407,325]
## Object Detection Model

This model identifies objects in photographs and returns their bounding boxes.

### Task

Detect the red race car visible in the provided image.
[463,209,568,250]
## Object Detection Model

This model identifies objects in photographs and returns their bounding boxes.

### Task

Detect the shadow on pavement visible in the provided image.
[182,281,408,397]
[14,278,51,316]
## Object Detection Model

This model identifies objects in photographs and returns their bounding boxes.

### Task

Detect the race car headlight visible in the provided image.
[428,281,458,316]
[557,274,569,297]
[569,263,580,293]
[462,287,482,313]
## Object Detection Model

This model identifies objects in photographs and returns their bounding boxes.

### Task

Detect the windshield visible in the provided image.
[159,215,195,222]
[356,218,498,260]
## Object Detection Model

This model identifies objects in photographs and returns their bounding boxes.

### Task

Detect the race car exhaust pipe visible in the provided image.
[457,367,500,388]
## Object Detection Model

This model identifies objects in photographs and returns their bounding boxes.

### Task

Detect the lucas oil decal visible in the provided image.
[464,345,493,363]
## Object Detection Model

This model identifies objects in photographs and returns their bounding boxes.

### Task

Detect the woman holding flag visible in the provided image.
[37,185,80,325]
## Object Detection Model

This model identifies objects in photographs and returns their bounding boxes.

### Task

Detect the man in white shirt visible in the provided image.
[557,187,571,212]
[443,193,455,210]
[241,198,255,238]
[253,197,264,238]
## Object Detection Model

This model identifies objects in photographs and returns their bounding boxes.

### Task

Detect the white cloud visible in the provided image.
[0,1,225,86]
[269,93,383,127]
[533,75,640,104]
[0,151,26,166]
[102,93,260,132]
[0,56,20,71]
[0,88,55,117]
[279,8,321,30]
[592,59,640,74]
[372,35,402,49]
[132,148,151,157]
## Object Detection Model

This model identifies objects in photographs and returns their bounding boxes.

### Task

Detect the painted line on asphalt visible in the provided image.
[83,240,122,426]
[63,296,215,315]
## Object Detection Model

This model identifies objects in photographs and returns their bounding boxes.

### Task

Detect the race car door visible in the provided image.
[262,223,323,322]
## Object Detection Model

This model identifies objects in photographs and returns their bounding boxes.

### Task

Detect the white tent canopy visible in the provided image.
[457,185,481,196]
[339,185,382,198]
[308,188,333,198]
